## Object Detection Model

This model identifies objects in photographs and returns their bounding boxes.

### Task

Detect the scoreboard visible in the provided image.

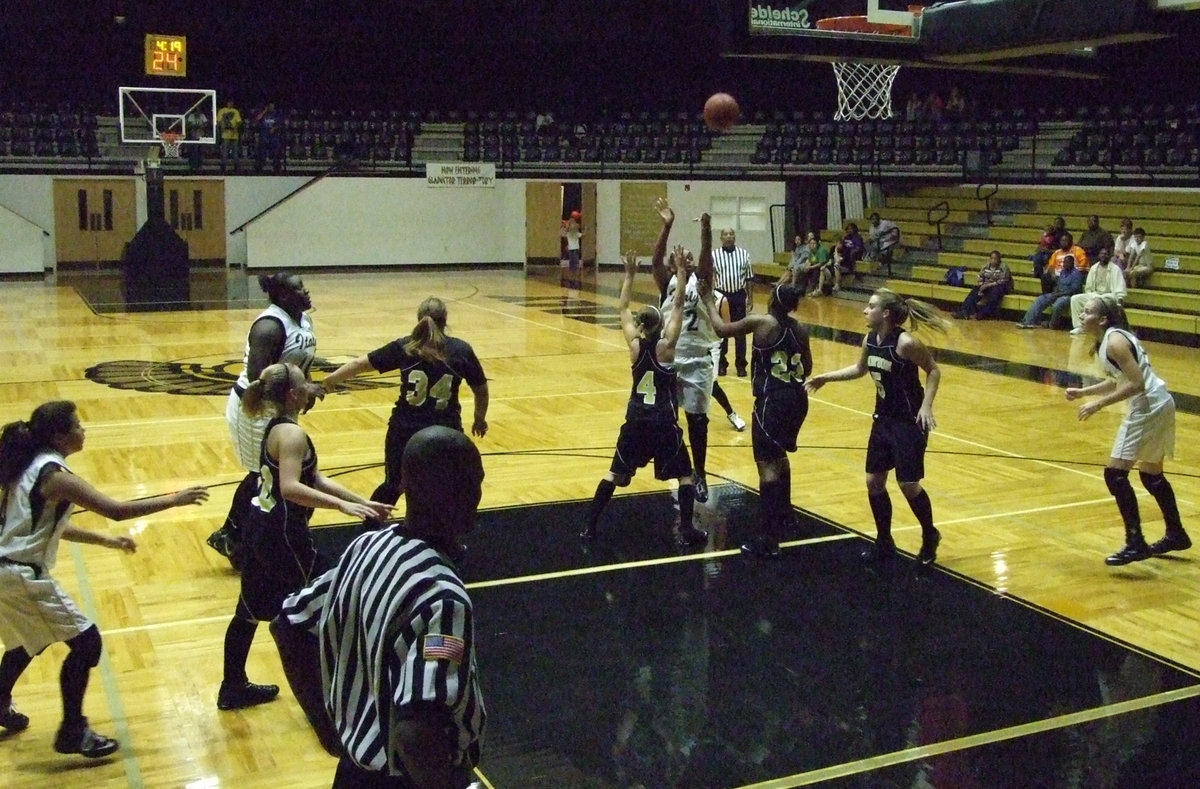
[145,34,187,77]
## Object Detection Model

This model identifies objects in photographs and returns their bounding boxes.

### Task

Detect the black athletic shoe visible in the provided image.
[1150,532,1192,555]
[53,719,119,758]
[217,681,280,711]
[740,536,781,559]
[1105,543,1152,566]
[917,529,941,567]
[206,527,244,571]
[579,524,597,540]
[0,700,29,732]
[861,539,897,564]
[736,368,748,378]
[693,473,709,504]
[674,525,709,548]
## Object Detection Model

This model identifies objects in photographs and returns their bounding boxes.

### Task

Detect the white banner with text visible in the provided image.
[425,162,496,188]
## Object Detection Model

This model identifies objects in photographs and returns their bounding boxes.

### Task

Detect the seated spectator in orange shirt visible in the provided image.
[1042,231,1089,294]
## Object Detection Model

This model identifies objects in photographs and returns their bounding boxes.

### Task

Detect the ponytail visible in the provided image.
[403,297,450,363]
[241,363,296,417]
[634,305,663,344]
[874,288,952,333]
[0,401,77,486]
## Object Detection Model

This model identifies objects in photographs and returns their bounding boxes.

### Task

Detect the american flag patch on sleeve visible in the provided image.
[423,634,466,663]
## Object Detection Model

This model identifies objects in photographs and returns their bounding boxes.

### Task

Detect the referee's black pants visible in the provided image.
[333,756,476,788]
[720,290,749,374]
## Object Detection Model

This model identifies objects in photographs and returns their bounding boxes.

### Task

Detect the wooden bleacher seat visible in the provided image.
[876,185,1200,340]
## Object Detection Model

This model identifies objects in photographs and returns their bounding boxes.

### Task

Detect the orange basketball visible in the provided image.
[703,92,740,132]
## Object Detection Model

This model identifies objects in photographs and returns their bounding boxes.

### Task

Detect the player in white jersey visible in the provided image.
[1067,298,1190,566]
[651,200,722,503]
[210,273,323,567]
[0,401,207,758]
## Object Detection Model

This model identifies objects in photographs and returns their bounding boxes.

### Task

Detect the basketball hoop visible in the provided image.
[820,12,914,122]
[159,132,183,158]
[831,61,901,121]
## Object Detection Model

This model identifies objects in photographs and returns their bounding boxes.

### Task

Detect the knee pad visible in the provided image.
[1104,467,1132,495]
[1139,470,1165,491]
[66,626,102,669]
[613,474,632,488]
[686,412,709,430]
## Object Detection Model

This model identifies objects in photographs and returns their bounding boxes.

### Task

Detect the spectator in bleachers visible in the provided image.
[185,106,209,171]
[1030,223,1058,282]
[782,233,827,295]
[1124,227,1153,287]
[1078,214,1115,261]
[1111,218,1135,270]
[958,251,1011,320]
[1043,231,1089,294]
[253,103,283,173]
[216,99,243,174]
[905,94,921,121]
[1017,255,1085,329]
[1050,215,1069,246]
[924,92,944,123]
[1069,248,1126,334]
[815,225,862,296]
[865,212,900,269]
[945,86,967,121]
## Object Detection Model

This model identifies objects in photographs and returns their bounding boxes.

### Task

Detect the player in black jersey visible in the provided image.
[701,281,812,558]
[322,297,489,509]
[218,363,391,711]
[806,289,951,568]
[582,250,707,548]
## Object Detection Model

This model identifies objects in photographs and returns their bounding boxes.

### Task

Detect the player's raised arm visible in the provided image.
[697,212,713,284]
[651,198,674,294]
[618,251,640,346]
[660,245,688,350]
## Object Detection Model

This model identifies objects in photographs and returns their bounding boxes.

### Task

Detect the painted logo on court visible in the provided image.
[84,359,396,396]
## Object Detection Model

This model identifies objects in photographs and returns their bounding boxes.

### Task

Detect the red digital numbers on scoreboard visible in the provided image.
[145,34,187,77]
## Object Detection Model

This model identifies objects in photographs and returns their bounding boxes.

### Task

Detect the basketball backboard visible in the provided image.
[118,86,218,145]
[748,1,919,41]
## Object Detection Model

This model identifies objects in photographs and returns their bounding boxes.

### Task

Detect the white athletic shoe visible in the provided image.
[727,412,747,432]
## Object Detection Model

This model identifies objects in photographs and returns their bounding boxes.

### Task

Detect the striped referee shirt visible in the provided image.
[280,528,486,780]
[711,244,753,293]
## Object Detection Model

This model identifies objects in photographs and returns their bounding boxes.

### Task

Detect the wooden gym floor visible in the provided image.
[1,265,1198,787]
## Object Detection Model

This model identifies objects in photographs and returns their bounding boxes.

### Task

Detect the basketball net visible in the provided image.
[159,132,183,158]
[831,61,901,121]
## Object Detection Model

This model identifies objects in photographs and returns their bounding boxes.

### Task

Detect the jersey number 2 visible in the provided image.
[770,351,806,384]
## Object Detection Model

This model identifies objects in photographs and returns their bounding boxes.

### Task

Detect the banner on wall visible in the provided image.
[619,182,668,257]
[425,163,496,187]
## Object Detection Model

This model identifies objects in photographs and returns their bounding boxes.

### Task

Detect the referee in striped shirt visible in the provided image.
[272,426,486,789]
[711,228,754,376]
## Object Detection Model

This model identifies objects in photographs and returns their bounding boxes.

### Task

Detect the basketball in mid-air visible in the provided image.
[703,92,740,132]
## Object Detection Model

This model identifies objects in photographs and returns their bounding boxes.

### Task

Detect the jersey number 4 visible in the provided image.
[405,371,454,411]
[635,370,657,405]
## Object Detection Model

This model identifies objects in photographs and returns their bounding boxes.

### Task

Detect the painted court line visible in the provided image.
[68,542,144,789]
[738,683,1200,788]
[465,533,859,590]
